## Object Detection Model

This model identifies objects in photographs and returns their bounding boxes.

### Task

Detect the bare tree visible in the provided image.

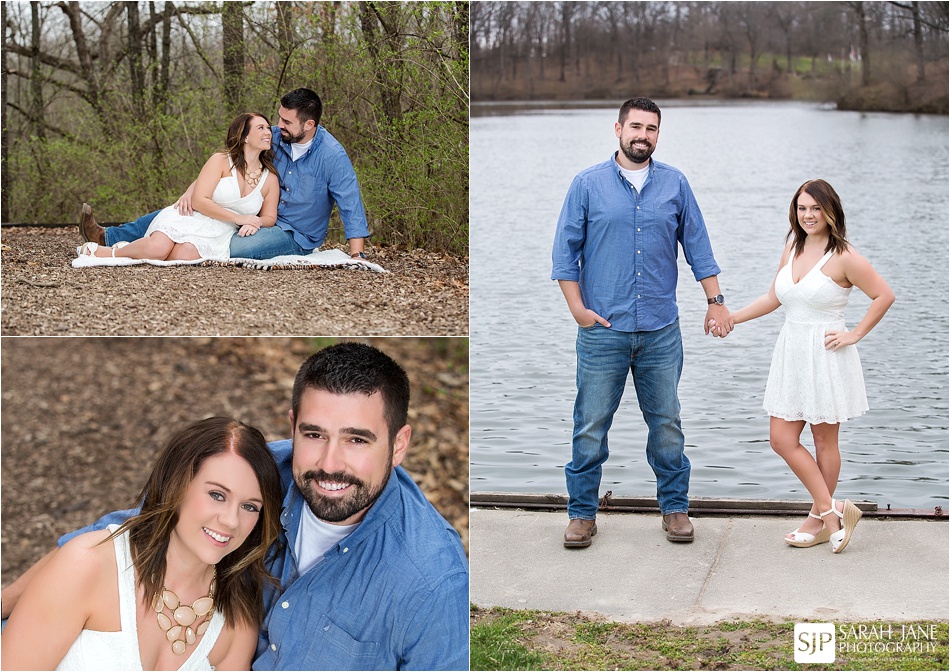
[222,1,245,114]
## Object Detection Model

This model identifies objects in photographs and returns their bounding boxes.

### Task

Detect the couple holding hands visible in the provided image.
[553,97,895,554]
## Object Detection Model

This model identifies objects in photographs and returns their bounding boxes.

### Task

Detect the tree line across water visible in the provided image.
[3,1,469,256]
[471,1,948,113]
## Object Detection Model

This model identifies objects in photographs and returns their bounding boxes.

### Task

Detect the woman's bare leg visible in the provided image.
[769,417,841,536]
[165,242,201,261]
[93,232,176,260]
[794,422,842,535]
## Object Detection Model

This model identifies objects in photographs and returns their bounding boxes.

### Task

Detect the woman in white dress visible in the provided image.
[724,180,894,553]
[1,417,283,670]
[78,112,279,261]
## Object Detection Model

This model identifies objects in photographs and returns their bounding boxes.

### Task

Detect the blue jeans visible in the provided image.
[105,214,313,260]
[565,319,690,519]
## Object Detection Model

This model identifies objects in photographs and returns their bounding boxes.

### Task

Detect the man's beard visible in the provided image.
[296,454,393,523]
[619,138,654,165]
[280,127,307,144]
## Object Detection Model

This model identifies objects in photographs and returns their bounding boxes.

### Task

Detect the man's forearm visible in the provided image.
[1,547,57,618]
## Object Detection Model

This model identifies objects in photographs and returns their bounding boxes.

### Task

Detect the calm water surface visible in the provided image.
[470,101,948,509]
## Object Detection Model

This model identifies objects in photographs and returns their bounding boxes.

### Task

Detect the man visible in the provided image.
[1,343,469,670]
[551,97,733,549]
[79,88,370,260]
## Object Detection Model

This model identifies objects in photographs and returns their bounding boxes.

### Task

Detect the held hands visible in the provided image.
[705,304,734,338]
[824,330,858,351]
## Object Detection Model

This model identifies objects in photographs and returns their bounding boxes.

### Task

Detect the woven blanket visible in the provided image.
[71,248,387,273]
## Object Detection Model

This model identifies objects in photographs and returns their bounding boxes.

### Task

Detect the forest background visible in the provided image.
[2,1,469,256]
[471,1,948,113]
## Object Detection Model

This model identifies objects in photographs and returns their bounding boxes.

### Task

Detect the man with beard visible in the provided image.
[78,88,370,260]
[551,97,733,549]
[2,343,469,670]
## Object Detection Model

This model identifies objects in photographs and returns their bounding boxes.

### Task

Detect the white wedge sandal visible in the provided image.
[822,498,863,554]
[785,511,831,548]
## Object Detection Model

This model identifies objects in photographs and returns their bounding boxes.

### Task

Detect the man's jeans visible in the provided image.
[565,319,690,519]
[104,212,313,260]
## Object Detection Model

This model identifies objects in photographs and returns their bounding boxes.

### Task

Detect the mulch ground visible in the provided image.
[1,337,468,587]
[0,227,468,336]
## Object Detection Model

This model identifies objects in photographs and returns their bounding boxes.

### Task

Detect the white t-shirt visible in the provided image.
[295,504,359,576]
[618,163,650,193]
[291,137,315,162]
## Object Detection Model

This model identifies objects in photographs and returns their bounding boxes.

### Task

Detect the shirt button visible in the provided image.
[281,601,290,609]
[637,250,641,254]
[271,644,277,651]
[343,547,349,553]
[637,228,641,232]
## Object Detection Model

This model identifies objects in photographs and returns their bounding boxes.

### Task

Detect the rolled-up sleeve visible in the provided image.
[328,149,371,241]
[676,175,721,281]
[551,175,588,282]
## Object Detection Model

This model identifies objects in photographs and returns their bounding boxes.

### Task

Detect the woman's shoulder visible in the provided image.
[56,529,117,571]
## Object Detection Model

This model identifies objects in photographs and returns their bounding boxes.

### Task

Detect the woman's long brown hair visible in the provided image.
[108,417,283,628]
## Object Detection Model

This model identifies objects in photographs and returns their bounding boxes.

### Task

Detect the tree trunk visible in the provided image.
[222,2,245,115]
[358,2,404,124]
[2,0,9,221]
[30,1,46,140]
[126,1,146,117]
[853,1,871,86]
[912,1,925,83]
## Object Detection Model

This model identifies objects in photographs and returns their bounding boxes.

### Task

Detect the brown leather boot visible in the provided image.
[563,518,597,548]
[78,203,105,245]
[662,512,694,542]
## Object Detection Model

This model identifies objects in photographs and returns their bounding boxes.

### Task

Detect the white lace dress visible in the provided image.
[144,163,268,261]
[55,525,225,671]
[763,250,869,424]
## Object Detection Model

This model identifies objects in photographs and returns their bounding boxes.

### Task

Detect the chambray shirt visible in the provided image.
[270,125,371,249]
[255,440,469,671]
[551,154,721,332]
[59,441,469,671]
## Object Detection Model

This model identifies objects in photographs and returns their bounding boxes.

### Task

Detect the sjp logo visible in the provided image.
[795,622,836,663]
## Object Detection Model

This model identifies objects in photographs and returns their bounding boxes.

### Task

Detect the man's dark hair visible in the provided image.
[280,88,323,127]
[292,342,411,443]
[618,97,661,126]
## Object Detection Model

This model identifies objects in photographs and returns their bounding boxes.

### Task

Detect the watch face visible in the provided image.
[715,294,724,305]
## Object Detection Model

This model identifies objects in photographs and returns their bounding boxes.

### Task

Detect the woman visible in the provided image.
[725,179,894,553]
[1,417,283,670]
[78,113,279,262]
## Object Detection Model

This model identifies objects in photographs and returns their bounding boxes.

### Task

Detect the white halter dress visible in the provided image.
[763,250,869,424]
[55,525,225,671]
[144,160,268,261]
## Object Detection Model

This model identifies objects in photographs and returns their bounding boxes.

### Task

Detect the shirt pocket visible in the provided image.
[316,615,380,664]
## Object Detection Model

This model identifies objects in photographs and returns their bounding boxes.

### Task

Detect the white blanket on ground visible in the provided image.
[71,248,387,273]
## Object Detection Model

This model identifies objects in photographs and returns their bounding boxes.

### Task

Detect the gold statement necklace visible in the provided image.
[244,164,263,187]
[152,567,216,655]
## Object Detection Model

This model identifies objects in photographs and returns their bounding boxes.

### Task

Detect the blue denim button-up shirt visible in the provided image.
[551,154,721,332]
[271,125,371,250]
[59,440,469,671]
[255,440,469,671]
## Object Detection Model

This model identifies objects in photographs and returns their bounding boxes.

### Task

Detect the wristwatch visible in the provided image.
[707,294,725,306]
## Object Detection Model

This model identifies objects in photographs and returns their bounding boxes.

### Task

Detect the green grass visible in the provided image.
[470,607,546,670]
[470,606,949,671]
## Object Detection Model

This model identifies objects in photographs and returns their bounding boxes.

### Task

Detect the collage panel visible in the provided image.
[0,1,468,337]
[468,1,948,671]
[0,336,469,669]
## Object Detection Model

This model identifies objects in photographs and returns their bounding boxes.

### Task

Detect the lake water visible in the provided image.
[470,100,949,509]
